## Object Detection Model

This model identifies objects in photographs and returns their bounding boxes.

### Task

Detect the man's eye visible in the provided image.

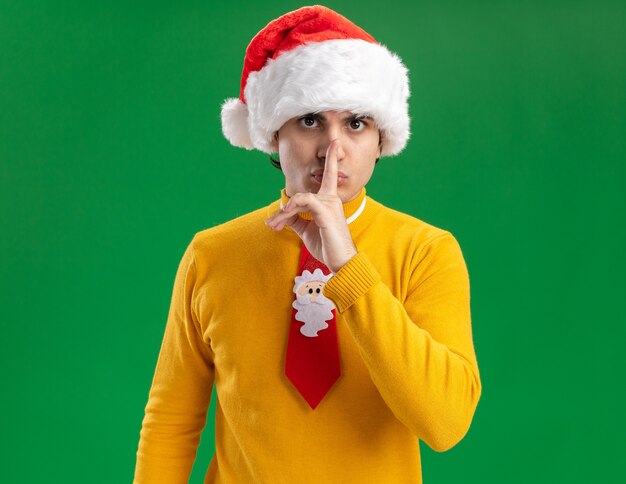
[349,119,366,130]
[300,116,317,127]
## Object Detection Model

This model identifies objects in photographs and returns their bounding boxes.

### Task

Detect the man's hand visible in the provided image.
[265,139,358,273]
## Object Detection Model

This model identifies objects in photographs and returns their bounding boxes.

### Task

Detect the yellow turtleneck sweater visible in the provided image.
[134,187,482,483]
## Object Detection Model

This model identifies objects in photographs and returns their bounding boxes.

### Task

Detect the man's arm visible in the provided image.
[323,231,482,452]
[134,238,215,483]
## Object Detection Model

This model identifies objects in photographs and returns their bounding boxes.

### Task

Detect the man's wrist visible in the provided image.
[324,252,382,313]
[332,248,358,273]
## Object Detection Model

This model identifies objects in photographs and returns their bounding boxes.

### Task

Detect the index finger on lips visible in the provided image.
[319,139,339,195]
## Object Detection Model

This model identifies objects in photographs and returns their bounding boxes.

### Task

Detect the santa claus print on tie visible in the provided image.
[292,268,336,337]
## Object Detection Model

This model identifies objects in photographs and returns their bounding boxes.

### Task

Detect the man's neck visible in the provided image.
[279,187,367,222]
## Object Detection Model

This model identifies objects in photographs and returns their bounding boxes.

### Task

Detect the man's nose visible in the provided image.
[317,125,346,160]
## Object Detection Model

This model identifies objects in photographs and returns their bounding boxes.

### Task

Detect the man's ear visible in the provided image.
[270,132,279,152]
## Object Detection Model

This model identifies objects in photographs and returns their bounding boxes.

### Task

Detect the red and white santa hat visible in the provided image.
[220,5,411,157]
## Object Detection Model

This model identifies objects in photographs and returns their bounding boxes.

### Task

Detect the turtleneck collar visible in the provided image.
[279,187,367,224]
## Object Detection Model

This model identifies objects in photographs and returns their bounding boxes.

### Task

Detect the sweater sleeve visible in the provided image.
[134,238,215,483]
[322,231,482,452]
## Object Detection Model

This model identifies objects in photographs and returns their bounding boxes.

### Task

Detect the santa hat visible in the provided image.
[220,5,411,157]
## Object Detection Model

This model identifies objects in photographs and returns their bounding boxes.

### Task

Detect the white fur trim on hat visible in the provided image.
[220,97,254,150]
[221,38,411,157]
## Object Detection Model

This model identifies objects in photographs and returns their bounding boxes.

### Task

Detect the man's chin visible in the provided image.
[304,183,355,203]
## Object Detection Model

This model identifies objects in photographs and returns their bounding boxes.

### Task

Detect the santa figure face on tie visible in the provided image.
[297,280,325,303]
[292,268,336,337]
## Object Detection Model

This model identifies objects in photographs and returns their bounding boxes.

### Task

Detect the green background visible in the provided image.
[1,0,624,482]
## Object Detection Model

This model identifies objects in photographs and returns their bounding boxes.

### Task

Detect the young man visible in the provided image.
[134,5,481,483]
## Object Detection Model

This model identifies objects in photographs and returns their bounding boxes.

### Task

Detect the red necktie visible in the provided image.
[285,243,341,409]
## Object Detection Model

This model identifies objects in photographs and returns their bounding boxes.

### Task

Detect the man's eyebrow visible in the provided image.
[303,112,374,121]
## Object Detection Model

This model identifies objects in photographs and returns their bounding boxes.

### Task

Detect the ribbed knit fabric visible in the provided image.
[323,251,381,313]
[134,187,482,483]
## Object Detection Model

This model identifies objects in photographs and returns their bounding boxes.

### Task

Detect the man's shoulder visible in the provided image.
[191,202,270,250]
[367,197,451,241]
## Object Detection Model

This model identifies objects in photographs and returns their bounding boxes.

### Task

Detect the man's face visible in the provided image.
[270,110,382,203]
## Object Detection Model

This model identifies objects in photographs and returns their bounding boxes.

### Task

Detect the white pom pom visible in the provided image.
[220,98,254,150]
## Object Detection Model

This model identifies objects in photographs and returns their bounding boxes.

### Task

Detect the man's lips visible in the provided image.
[311,170,347,185]
[311,175,347,186]
[311,168,348,178]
